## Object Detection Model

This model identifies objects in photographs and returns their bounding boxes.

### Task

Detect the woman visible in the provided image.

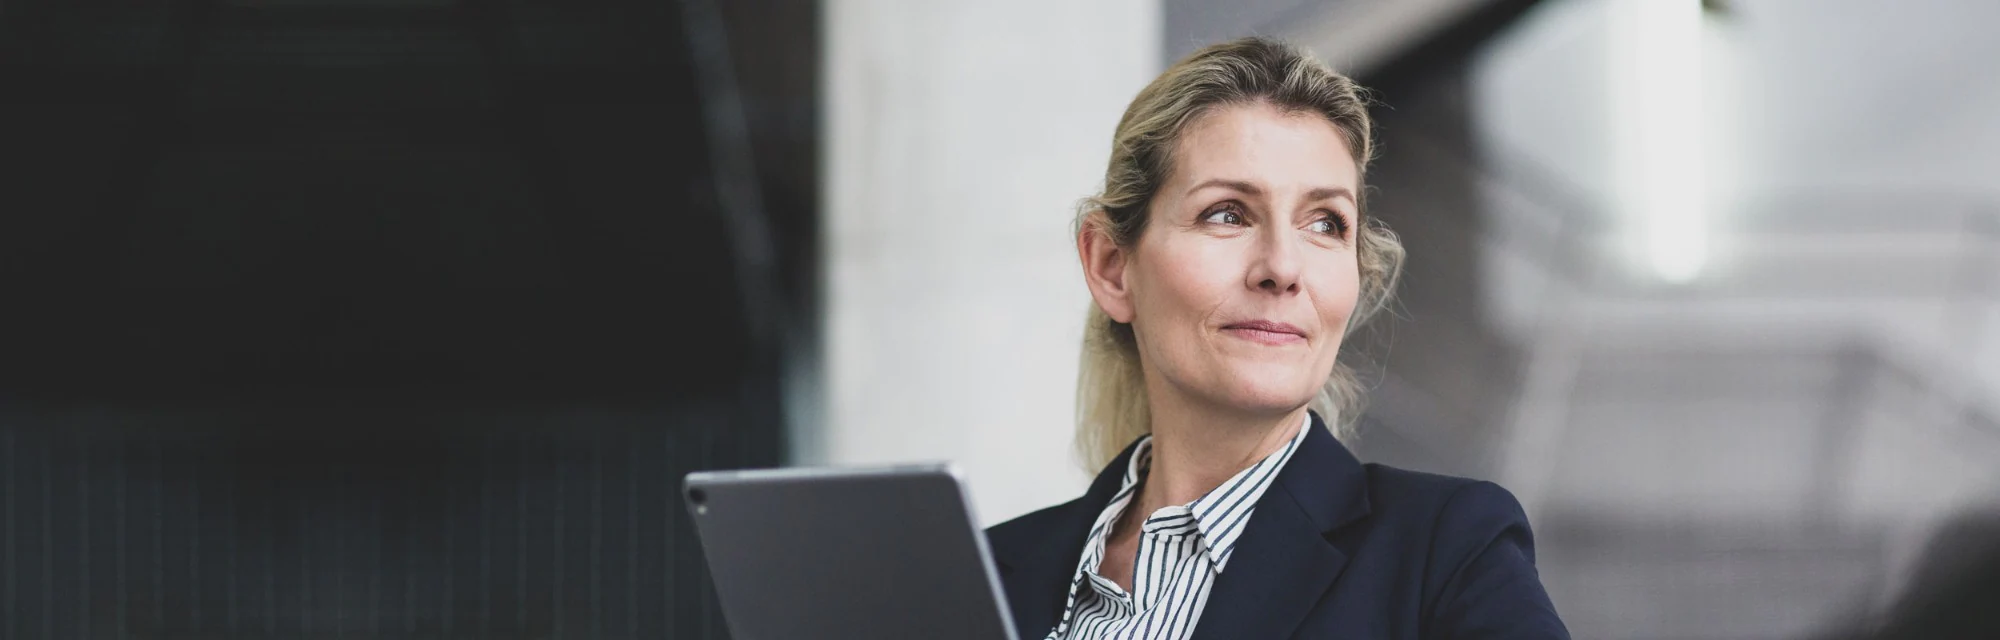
[985,38,1569,639]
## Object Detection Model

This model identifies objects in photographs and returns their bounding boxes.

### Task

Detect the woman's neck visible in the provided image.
[1132,390,1309,516]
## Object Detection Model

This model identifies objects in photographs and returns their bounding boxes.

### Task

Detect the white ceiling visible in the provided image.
[1476,0,2000,211]
[1732,0,2000,193]
[1467,0,2000,429]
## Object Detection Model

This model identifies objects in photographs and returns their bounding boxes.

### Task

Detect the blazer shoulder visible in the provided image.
[1364,463,1524,506]
[1358,463,1536,551]
[1361,463,1503,512]
[1363,464,1562,635]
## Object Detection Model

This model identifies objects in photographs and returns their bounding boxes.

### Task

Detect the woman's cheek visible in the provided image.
[1153,242,1232,312]
[1312,260,1363,330]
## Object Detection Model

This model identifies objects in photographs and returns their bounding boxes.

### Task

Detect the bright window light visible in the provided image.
[1613,0,1707,284]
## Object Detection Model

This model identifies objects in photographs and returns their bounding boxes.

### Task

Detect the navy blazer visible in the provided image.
[985,414,1569,639]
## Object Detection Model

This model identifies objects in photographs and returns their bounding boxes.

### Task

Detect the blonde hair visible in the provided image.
[1074,37,1406,469]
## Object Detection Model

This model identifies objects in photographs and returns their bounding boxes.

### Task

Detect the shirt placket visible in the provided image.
[1135,505,1198,608]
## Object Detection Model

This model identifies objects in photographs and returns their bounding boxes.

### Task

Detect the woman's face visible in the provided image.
[1084,101,1363,416]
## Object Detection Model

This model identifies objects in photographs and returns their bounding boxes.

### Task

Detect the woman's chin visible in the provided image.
[1205,377,1320,416]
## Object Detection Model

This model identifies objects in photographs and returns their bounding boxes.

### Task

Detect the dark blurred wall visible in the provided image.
[1339,1,1542,479]
[0,0,817,637]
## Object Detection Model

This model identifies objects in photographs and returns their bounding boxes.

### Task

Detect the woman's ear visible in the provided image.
[1078,210,1137,324]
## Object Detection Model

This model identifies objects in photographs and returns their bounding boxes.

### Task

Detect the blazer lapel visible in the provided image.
[1190,414,1372,640]
[989,438,1145,638]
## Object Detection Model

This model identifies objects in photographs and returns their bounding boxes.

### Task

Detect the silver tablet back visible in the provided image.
[683,464,1021,640]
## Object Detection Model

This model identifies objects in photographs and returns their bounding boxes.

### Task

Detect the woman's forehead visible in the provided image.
[1167,104,1360,196]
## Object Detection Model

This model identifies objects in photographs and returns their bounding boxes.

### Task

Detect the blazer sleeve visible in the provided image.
[1424,481,1570,640]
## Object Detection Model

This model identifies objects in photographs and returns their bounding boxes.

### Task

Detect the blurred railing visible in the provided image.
[1380,120,2000,639]
[1393,122,2000,446]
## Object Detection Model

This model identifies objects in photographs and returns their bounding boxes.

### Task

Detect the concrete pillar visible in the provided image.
[818,0,1161,524]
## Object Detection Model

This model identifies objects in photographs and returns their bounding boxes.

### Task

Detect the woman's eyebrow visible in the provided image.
[1303,187,1356,204]
[1185,178,1260,196]
[1184,179,1354,204]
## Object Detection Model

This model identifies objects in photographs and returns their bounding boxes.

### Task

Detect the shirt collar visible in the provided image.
[1116,411,1315,571]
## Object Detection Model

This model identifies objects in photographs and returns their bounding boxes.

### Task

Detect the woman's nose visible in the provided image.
[1248,231,1302,294]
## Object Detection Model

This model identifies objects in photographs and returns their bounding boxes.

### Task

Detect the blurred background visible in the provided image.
[2,0,1997,638]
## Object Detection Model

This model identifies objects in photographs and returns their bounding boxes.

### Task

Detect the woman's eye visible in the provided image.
[1201,206,1245,226]
[1309,214,1350,236]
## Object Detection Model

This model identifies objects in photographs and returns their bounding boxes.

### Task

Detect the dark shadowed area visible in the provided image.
[0,0,816,637]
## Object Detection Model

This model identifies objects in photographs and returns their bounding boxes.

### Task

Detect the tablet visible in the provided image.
[683,464,1021,640]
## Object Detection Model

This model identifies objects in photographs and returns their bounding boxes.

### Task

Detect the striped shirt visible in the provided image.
[1046,414,1313,640]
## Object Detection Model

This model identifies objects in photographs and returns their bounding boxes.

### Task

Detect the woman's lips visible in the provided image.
[1221,320,1307,346]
